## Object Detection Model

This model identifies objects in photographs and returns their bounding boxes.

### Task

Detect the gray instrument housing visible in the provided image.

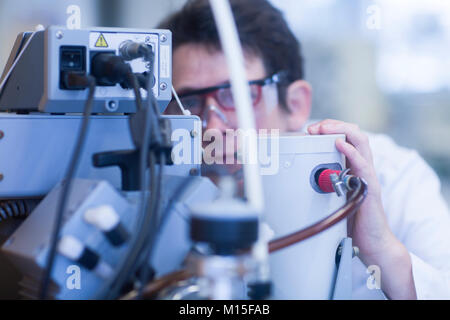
[0,26,172,113]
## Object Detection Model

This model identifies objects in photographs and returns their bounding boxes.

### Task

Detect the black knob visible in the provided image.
[93,149,140,191]
[190,215,258,255]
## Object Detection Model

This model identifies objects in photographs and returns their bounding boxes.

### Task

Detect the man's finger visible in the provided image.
[335,138,370,176]
[318,122,373,161]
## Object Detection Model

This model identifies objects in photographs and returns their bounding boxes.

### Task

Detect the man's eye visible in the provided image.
[181,96,200,107]
[249,85,260,101]
[217,88,234,108]
[181,95,203,114]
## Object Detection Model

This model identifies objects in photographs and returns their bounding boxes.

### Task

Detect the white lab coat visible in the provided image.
[351,133,450,299]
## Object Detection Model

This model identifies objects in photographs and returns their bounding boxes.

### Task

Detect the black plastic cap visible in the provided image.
[247,281,272,300]
[190,216,258,255]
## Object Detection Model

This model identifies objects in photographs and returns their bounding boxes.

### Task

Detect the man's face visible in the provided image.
[168,43,312,188]
[168,43,295,133]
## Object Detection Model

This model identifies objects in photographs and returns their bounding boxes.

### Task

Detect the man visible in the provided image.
[159,0,450,299]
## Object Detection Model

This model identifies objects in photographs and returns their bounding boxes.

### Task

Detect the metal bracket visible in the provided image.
[332,237,353,300]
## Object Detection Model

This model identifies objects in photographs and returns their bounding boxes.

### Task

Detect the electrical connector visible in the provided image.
[62,72,94,90]
[316,168,353,197]
[90,52,132,87]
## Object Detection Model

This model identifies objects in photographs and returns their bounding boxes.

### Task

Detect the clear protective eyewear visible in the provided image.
[168,71,286,118]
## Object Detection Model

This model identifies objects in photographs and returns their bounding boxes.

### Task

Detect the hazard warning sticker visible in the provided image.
[89,32,111,49]
[95,33,108,47]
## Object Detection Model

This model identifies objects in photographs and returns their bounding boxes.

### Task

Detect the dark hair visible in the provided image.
[157,0,304,110]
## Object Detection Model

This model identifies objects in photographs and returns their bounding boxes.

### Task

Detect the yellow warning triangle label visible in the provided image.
[95,33,108,48]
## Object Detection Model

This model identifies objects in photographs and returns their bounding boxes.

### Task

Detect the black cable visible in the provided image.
[39,75,96,299]
[0,199,40,221]
[137,152,165,298]
[139,45,162,145]
[104,151,162,299]
[94,49,163,299]
[93,72,153,299]
[109,50,168,298]
[133,48,166,298]
[93,44,170,299]
[106,63,164,298]
[126,71,144,112]
[102,151,157,300]
[135,172,200,298]
[115,171,197,300]
[143,49,162,146]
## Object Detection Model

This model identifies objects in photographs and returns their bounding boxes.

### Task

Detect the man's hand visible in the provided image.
[308,119,417,299]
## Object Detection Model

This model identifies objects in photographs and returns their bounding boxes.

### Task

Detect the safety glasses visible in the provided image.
[168,71,286,116]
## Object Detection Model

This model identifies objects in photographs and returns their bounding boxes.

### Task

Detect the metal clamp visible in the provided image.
[330,168,351,197]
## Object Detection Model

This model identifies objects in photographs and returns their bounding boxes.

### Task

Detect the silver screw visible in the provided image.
[56,30,63,39]
[106,100,119,112]
[108,101,117,109]
[145,36,151,44]
[160,82,167,91]
[190,130,198,138]
[160,34,167,43]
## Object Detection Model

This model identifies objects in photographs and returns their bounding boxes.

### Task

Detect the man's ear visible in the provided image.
[285,80,312,131]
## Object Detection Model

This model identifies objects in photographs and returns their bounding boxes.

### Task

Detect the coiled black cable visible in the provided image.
[0,199,40,221]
